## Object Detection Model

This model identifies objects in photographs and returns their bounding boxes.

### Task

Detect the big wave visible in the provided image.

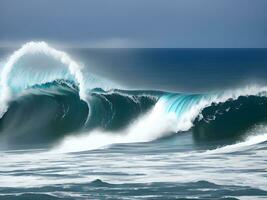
[1,41,267,151]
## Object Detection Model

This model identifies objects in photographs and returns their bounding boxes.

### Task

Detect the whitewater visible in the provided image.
[0,42,267,199]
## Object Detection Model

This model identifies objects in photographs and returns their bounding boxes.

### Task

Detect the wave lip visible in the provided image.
[0,41,91,119]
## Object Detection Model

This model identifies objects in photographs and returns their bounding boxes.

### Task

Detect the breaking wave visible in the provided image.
[1,41,267,151]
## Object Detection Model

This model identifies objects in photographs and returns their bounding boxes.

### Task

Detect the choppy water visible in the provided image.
[1,134,267,200]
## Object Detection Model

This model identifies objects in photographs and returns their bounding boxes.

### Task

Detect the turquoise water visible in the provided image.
[0,43,267,199]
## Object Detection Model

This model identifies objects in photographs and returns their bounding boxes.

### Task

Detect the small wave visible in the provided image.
[205,125,267,154]
[204,133,267,154]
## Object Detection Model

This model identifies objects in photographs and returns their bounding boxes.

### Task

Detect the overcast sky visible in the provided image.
[0,0,267,48]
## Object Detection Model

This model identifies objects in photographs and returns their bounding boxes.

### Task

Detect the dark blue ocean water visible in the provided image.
[0,46,267,199]
[66,48,267,92]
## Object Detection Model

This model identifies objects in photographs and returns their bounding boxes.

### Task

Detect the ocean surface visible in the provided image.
[0,42,267,199]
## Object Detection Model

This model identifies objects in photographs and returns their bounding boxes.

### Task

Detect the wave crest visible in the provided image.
[0,41,87,117]
[1,42,267,151]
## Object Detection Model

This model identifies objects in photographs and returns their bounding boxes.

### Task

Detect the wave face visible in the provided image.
[0,81,88,147]
[85,90,159,131]
[0,80,158,147]
[193,95,267,142]
[1,42,267,150]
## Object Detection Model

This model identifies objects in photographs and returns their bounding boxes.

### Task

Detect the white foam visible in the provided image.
[207,134,267,154]
[159,85,267,133]
[55,85,267,153]
[0,41,86,117]
[2,42,267,152]
[53,101,177,153]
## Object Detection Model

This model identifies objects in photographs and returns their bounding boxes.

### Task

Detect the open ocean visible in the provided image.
[0,42,267,199]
